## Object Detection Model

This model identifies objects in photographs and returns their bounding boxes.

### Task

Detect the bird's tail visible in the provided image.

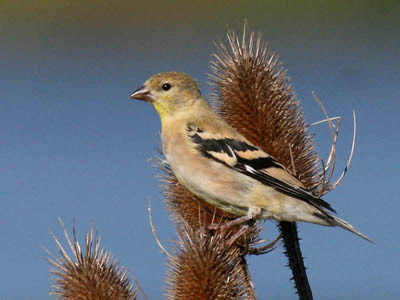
[330,215,374,244]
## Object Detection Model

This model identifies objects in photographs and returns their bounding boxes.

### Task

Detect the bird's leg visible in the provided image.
[208,207,261,231]
[222,224,251,248]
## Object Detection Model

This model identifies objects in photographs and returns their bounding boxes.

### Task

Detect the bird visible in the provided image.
[130,71,372,243]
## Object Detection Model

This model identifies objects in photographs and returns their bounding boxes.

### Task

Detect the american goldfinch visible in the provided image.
[130,72,372,243]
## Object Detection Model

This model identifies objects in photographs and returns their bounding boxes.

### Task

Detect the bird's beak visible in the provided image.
[129,86,154,103]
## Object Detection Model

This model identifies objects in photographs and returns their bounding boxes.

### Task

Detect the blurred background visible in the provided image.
[1,1,399,299]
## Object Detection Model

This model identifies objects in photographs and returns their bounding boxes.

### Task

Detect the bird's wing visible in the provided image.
[187,123,335,213]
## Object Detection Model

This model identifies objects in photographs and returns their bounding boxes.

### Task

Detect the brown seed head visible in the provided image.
[209,25,322,192]
[164,223,256,300]
[45,220,137,300]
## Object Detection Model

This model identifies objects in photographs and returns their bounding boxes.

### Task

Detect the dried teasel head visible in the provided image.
[164,223,258,300]
[45,219,137,300]
[209,24,322,192]
[209,23,354,195]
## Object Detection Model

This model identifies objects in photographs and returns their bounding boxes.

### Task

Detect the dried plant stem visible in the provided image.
[279,222,313,300]
[284,145,312,299]
[148,198,173,258]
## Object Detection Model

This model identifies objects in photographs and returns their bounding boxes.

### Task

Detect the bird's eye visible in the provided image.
[162,83,171,91]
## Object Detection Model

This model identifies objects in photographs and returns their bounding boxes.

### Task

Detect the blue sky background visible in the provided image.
[1,1,399,299]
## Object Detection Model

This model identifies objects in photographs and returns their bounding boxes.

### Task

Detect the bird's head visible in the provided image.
[130,72,203,118]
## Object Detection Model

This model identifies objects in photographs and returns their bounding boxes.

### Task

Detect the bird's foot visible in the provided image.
[207,207,261,232]
[204,208,263,248]
[248,234,282,255]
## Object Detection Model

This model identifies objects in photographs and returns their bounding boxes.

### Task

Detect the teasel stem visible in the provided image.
[279,221,313,299]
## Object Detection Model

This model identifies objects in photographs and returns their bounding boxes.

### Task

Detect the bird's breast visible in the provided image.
[161,130,251,215]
